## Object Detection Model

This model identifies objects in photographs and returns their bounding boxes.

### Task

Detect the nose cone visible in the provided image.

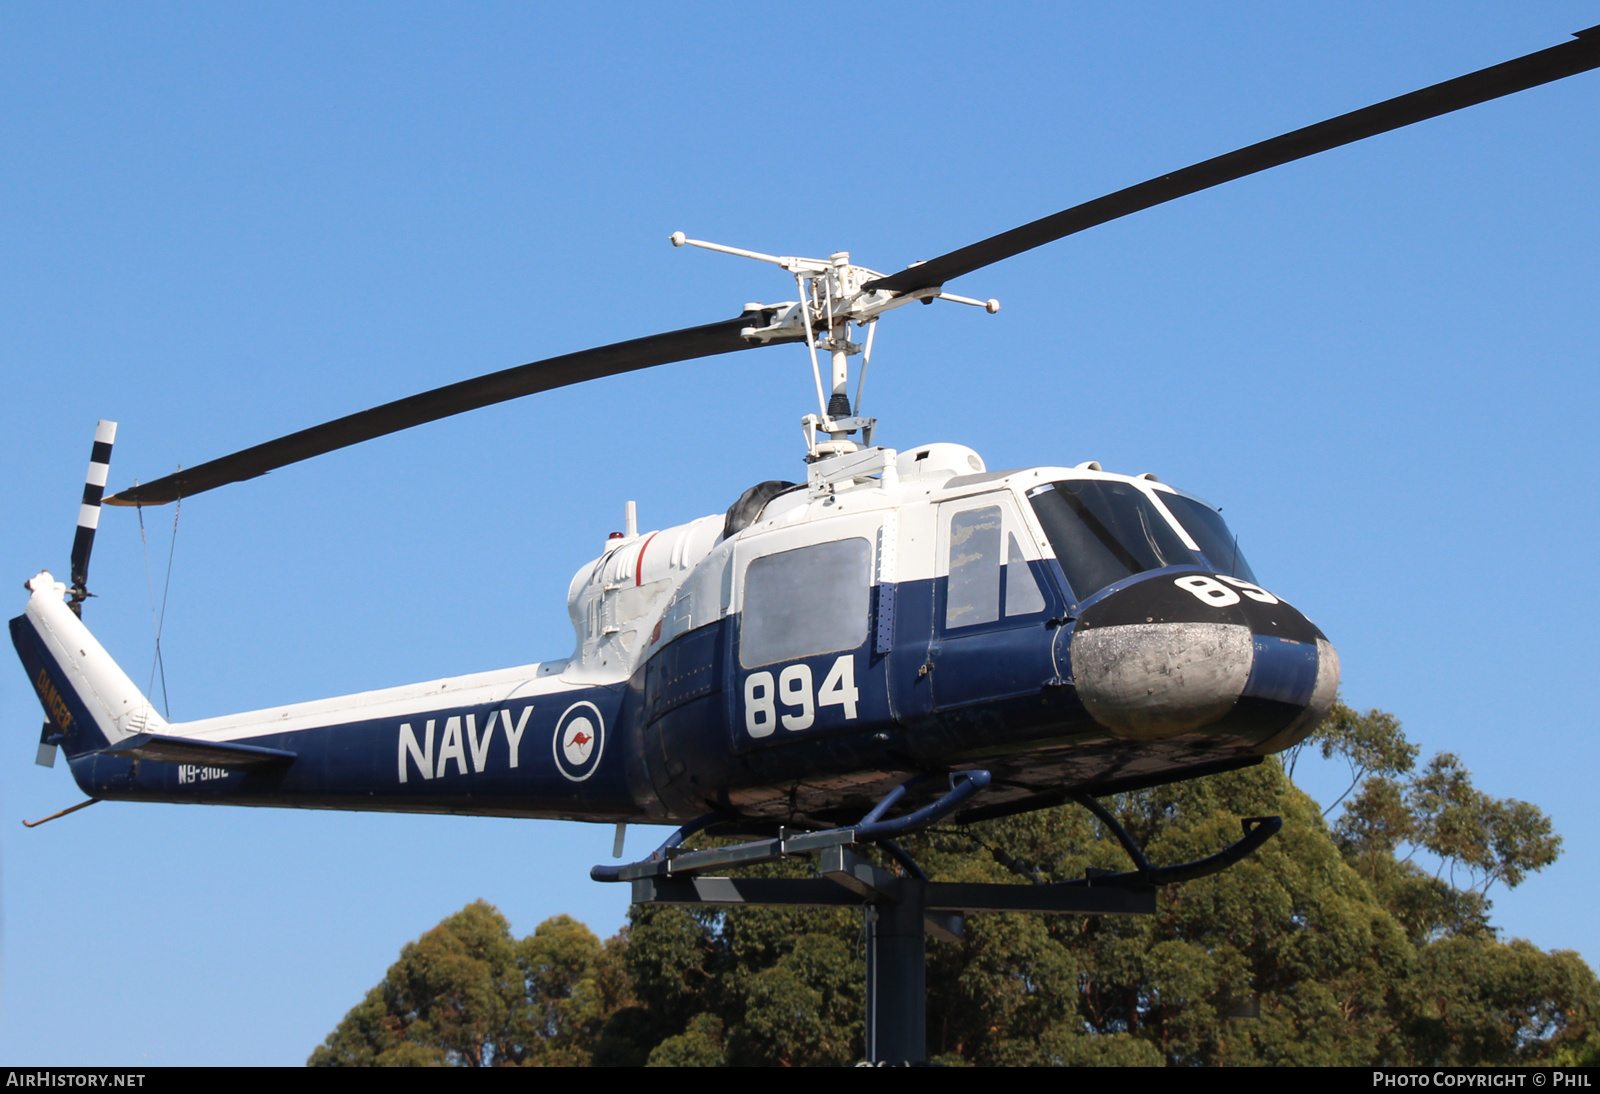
[1069,573,1338,747]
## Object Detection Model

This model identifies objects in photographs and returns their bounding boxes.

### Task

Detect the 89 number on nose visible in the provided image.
[1173,574,1279,607]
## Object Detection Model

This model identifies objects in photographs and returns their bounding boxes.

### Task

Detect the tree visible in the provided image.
[1323,703,1563,946]
[593,870,865,1066]
[309,902,627,1066]
[913,762,1413,1065]
[1285,700,1416,813]
[1402,937,1599,1066]
[310,900,524,1066]
[908,747,1594,1066]
[312,701,1595,1066]
[518,914,634,1065]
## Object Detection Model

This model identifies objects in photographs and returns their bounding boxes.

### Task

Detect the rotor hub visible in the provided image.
[670,232,999,458]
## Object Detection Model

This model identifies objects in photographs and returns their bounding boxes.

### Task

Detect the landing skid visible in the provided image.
[593,772,1281,1065]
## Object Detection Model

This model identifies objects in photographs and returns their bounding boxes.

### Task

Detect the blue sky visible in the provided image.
[2,3,1597,1065]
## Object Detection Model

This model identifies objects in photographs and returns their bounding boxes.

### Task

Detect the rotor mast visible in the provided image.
[670,232,998,459]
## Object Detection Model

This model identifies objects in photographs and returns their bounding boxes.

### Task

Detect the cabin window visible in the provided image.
[740,538,871,669]
[947,506,1002,628]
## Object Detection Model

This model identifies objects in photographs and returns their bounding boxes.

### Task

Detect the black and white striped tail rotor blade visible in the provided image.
[68,419,117,617]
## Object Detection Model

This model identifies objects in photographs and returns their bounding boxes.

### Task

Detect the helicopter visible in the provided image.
[13,23,1599,856]
[9,12,1600,1062]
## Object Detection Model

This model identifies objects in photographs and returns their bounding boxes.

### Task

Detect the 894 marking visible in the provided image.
[745,655,860,738]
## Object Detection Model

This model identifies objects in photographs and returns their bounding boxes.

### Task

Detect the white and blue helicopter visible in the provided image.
[13,26,1598,876]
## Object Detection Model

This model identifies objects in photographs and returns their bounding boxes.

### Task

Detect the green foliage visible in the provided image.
[1555,1034,1600,1067]
[1314,706,1562,904]
[599,857,865,1067]
[1321,701,1417,776]
[309,900,524,1066]
[646,1014,725,1066]
[1405,753,1562,894]
[1400,938,1600,1066]
[1329,729,1562,946]
[1287,700,1417,812]
[313,700,1594,1067]
[517,915,633,1064]
[310,901,626,1067]
[914,762,1413,1065]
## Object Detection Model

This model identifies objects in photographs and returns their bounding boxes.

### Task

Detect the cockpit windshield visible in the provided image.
[1026,479,1256,603]
[1158,491,1258,586]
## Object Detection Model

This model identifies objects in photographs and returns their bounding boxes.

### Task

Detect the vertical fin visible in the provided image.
[13,572,167,756]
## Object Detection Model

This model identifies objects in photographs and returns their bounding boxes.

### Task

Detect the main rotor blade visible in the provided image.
[107,313,793,507]
[867,26,1600,296]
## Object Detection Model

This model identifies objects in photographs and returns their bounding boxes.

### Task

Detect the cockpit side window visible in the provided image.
[1006,532,1046,617]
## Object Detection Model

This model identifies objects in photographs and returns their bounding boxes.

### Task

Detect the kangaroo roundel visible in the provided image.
[553,701,605,782]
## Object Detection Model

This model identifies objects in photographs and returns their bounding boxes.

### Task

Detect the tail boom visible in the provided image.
[13,573,640,821]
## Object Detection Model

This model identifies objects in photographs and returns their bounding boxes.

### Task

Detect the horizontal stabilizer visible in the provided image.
[101,733,297,769]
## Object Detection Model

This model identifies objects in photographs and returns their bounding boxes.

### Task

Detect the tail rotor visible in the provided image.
[67,420,116,618]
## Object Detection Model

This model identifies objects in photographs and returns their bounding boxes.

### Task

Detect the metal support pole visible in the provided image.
[865,880,927,1065]
[629,870,1158,1066]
